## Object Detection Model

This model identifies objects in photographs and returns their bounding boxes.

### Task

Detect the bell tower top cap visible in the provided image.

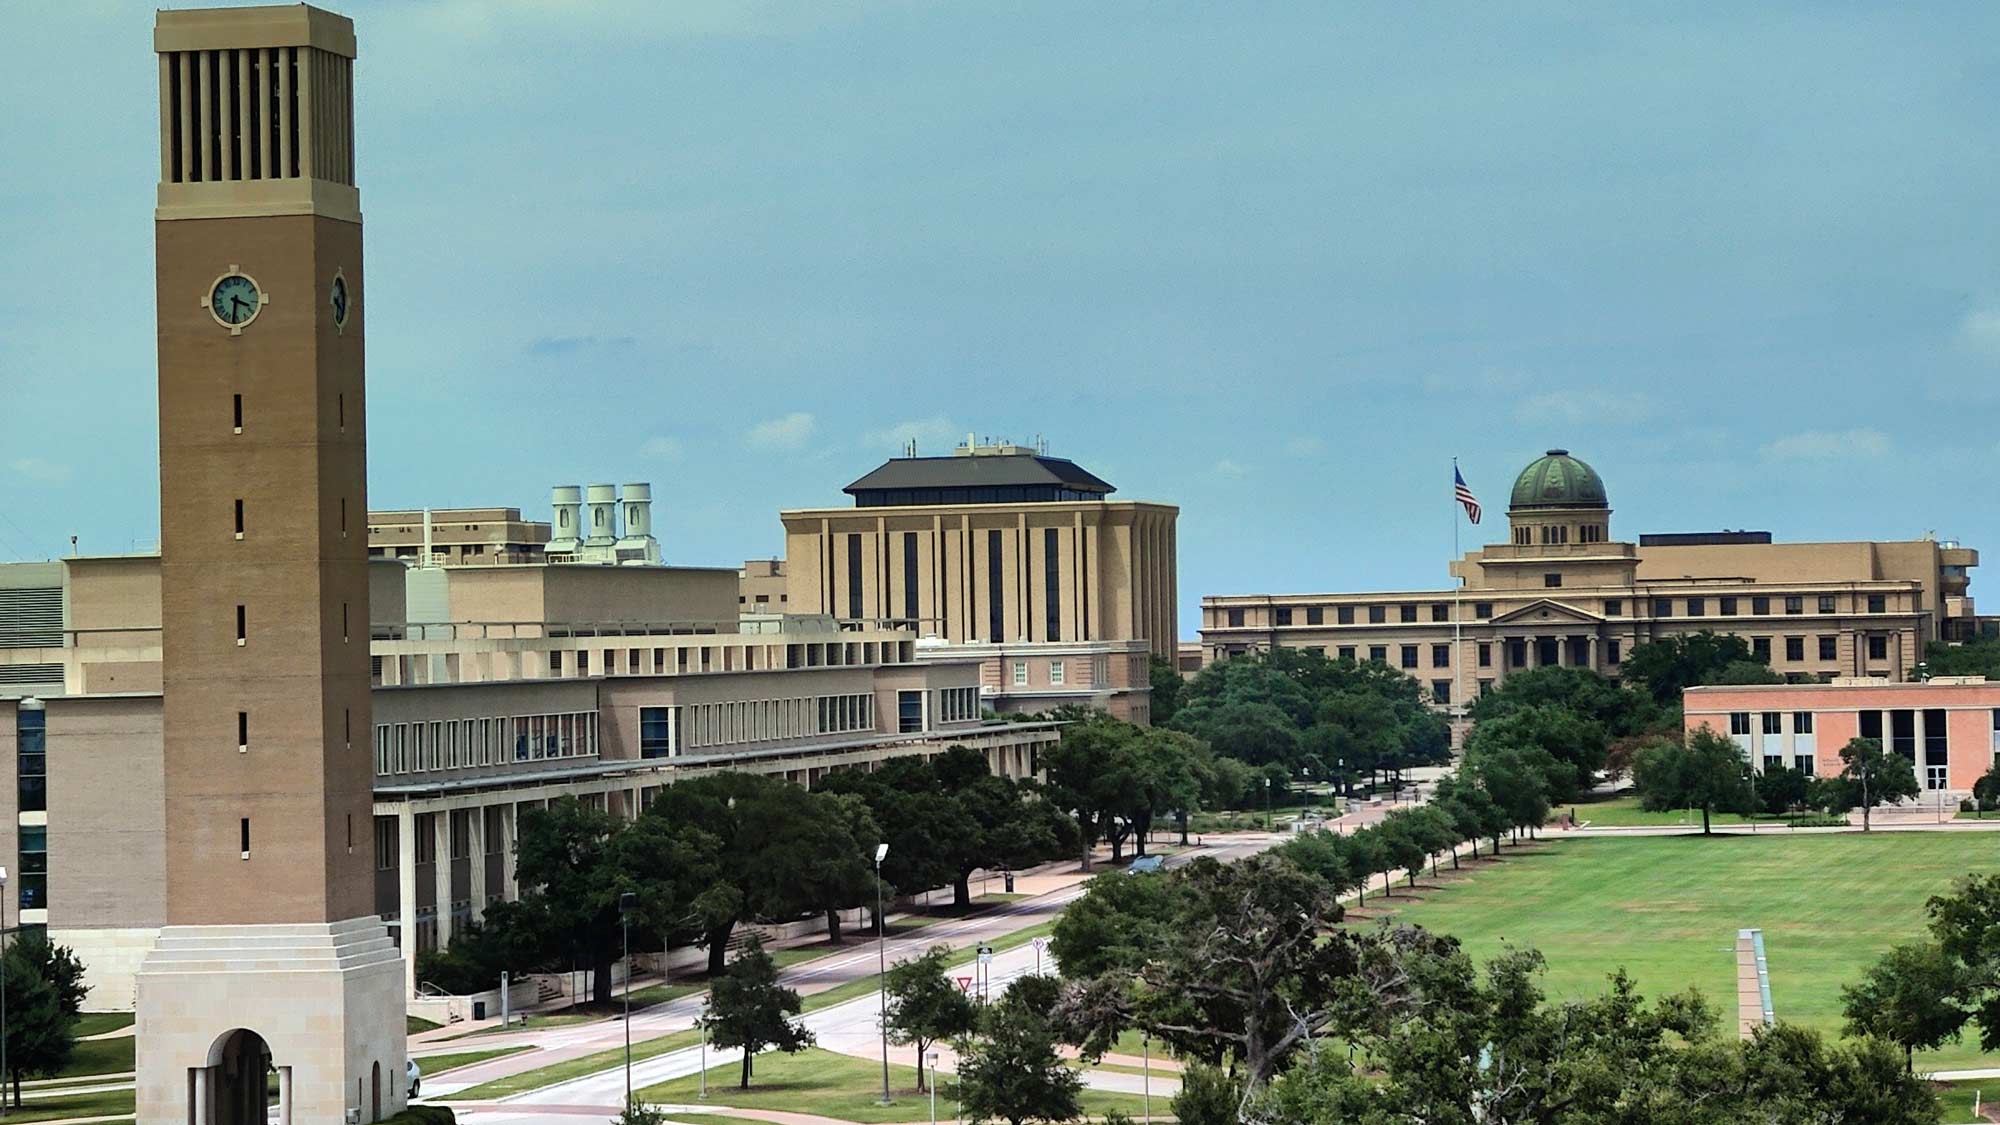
[156,4,355,58]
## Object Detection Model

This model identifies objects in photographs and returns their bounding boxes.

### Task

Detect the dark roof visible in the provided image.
[843,454,1115,497]
[1639,531,1774,547]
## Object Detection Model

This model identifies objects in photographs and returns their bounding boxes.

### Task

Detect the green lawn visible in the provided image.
[75,1012,134,1038]
[448,1027,703,1100]
[445,1009,605,1040]
[62,1032,135,1077]
[1938,1078,2000,1122]
[1349,834,2000,1071]
[4,1086,134,1122]
[659,1114,784,1125]
[636,1047,1151,1123]
[407,1015,443,1035]
[415,1045,535,1075]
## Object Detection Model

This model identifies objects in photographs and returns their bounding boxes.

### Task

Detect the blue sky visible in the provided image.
[3,3,1998,637]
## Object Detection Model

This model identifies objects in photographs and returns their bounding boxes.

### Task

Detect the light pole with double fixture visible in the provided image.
[875,842,892,1105]
[619,891,636,1108]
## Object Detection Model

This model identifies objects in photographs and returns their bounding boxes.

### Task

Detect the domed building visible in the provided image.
[1201,446,1983,787]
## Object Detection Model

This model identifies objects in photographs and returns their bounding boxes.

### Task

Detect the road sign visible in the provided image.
[976,945,994,965]
[955,975,973,992]
[1030,937,1049,952]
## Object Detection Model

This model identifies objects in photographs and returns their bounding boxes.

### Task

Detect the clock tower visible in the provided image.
[135,6,404,1124]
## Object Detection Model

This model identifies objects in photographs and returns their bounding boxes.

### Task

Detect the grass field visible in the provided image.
[62,1032,135,1077]
[449,1028,704,1100]
[1939,1078,2000,1122]
[415,1045,535,1076]
[1348,833,2000,1071]
[75,1012,134,1038]
[636,1046,1150,1123]
[5,1086,134,1123]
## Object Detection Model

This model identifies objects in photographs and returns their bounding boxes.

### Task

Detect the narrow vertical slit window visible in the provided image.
[233,499,244,539]
[344,707,351,749]
[235,604,246,645]
[232,393,243,432]
[338,393,345,431]
[240,818,251,858]
[346,814,353,853]
[340,497,347,538]
[237,711,248,751]
[342,602,349,643]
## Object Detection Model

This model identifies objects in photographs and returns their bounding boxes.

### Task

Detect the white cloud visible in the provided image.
[1513,389,1657,425]
[1760,428,1890,460]
[9,458,70,483]
[1958,303,2000,363]
[1213,459,1250,478]
[641,435,684,460]
[746,412,817,451]
[862,414,959,454]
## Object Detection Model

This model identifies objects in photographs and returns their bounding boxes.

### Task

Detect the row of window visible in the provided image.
[1511,524,1607,546]
[1229,592,1898,628]
[1305,639,1626,671]
[1012,659,1069,686]
[374,712,600,776]
[1727,711,1817,736]
[14,707,45,911]
[938,686,979,724]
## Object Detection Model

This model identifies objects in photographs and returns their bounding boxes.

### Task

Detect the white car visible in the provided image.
[406,1058,422,1099]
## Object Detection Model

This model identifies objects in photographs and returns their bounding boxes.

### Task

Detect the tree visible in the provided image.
[1372,811,1432,890]
[1173,700,1301,770]
[1753,763,1810,816]
[957,977,1083,1125]
[1620,631,1774,705]
[0,934,82,1107]
[1272,829,1357,902]
[1467,665,1662,738]
[1973,763,2000,813]
[701,935,813,1089]
[1404,804,1464,875]
[1148,655,1187,725]
[1841,943,1969,1072]
[1922,873,2000,1053]
[1631,728,1755,835]
[883,946,978,1090]
[1462,703,1609,786]
[1170,1063,1241,1125]
[1461,745,1570,841]
[1920,636,2000,679]
[1826,737,1920,832]
[616,1099,670,1125]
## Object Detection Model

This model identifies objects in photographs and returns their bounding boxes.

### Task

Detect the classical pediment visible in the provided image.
[1487,599,1605,627]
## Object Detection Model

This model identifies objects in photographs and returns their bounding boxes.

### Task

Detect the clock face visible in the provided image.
[210,274,263,327]
[330,275,350,327]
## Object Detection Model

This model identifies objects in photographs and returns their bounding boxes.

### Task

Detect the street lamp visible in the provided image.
[926,1050,939,1125]
[875,842,892,1105]
[619,891,637,1108]
[1142,1031,1151,1124]
[1,864,8,1118]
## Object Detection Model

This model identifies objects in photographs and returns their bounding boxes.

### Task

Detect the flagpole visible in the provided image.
[1452,458,1463,734]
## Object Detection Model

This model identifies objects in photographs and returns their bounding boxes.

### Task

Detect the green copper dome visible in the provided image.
[1509,449,1608,509]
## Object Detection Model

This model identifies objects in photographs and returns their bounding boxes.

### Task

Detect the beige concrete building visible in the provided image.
[779,441,1177,721]
[739,558,789,614]
[367,507,550,566]
[1201,449,1981,711]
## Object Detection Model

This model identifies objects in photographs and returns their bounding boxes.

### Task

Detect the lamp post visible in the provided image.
[1264,777,1273,830]
[926,1051,939,1125]
[619,891,636,1108]
[875,842,892,1105]
[2,864,8,1118]
[1143,1032,1151,1123]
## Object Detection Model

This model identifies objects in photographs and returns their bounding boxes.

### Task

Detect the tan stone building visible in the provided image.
[1201,449,1980,710]
[366,507,550,566]
[779,441,1177,721]
[739,558,789,614]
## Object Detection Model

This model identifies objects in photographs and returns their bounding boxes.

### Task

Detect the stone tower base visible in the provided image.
[135,918,406,1125]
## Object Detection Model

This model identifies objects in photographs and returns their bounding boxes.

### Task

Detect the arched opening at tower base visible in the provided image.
[203,1029,280,1125]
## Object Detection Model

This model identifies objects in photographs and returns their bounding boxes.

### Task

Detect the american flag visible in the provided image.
[1454,466,1482,524]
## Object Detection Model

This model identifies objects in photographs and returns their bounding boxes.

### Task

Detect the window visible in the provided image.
[1400,605,1417,623]
[240,817,251,858]
[1479,678,1495,695]
[1604,599,1622,617]
[1794,755,1814,776]
[1368,605,1386,624]
[938,687,978,723]
[1818,595,1836,613]
[1042,527,1060,641]
[17,706,46,815]
[1368,646,1387,664]
[848,534,865,620]
[1752,595,1770,615]
[898,690,925,733]
[639,707,674,758]
[1687,597,1705,617]
[1784,596,1803,615]
[987,530,1004,639]
[1818,636,1837,660]
[1306,607,1324,626]
[1868,594,1886,613]
[1013,661,1027,686]
[1752,637,1771,659]
[1730,712,1752,736]
[1337,646,1355,660]
[1763,754,1783,774]
[1475,602,1493,619]
[1478,643,1492,667]
[1431,603,1449,622]
[1794,711,1814,734]
[1274,608,1292,627]
[1653,598,1672,617]
[1868,635,1888,661]
[1784,637,1804,661]
[1544,573,1562,588]
[1762,712,1782,735]
[1337,606,1354,625]
[1400,645,1418,669]
[1720,597,1737,616]
[1431,680,1451,705]
[1515,526,1531,546]
[1541,524,1568,545]
[1049,660,1066,686]
[17,825,45,912]
[1606,640,1621,664]
[233,499,244,538]
[235,604,246,645]
[237,711,248,750]
[1226,608,1244,628]
[1432,644,1451,668]
[904,533,921,624]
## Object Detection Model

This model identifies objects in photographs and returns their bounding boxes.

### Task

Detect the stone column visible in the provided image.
[433,811,454,949]
[467,805,488,926]
[192,1066,211,1125]
[278,1066,293,1125]
[500,802,520,900]
[397,805,418,997]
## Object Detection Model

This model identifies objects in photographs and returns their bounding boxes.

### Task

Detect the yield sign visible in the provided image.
[955,976,973,992]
